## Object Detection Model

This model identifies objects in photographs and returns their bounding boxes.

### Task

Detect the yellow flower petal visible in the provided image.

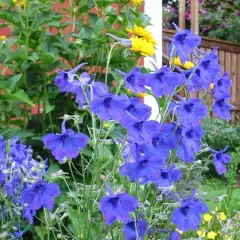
[0,35,6,41]
[176,228,183,235]
[127,25,157,45]
[203,213,213,222]
[210,83,214,90]
[197,229,206,237]
[207,231,217,239]
[132,0,143,6]
[131,36,155,56]
[217,212,227,221]
[172,57,194,69]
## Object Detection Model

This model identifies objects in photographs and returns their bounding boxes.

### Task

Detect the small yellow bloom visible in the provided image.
[210,83,214,90]
[176,228,183,235]
[131,36,155,56]
[207,231,217,239]
[136,92,148,98]
[172,57,194,70]
[127,25,157,45]
[0,35,6,41]
[203,213,213,222]
[217,212,227,221]
[13,0,24,7]
[132,0,144,6]
[197,229,206,237]
[103,123,110,128]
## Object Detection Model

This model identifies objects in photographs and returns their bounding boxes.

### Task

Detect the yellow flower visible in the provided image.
[136,92,148,98]
[132,0,144,6]
[176,228,183,235]
[127,25,157,45]
[172,57,194,70]
[13,0,24,7]
[0,35,6,41]
[207,231,217,239]
[217,212,227,221]
[103,123,110,128]
[131,36,155,56]
[203,213,213,222]
[197,229,206,237]
[210,83,214,90]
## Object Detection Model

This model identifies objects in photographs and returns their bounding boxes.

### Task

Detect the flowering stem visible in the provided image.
[105,42,120,85]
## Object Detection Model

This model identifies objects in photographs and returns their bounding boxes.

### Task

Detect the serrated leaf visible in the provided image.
[4,89,34,106]
[94,18,104,35]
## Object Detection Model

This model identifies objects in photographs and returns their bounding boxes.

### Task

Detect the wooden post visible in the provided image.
[178,0,186,29]
[190,0,199,34]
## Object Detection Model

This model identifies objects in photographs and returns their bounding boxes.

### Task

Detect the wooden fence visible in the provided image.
[163,29,240,124]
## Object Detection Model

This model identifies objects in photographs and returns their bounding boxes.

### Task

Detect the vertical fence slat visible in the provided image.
[231,53,237,124]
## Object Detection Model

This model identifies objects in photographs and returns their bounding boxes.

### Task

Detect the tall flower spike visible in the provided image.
[99,182,138,225]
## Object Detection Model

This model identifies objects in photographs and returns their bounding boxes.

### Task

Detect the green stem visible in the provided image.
[105,42,120,85]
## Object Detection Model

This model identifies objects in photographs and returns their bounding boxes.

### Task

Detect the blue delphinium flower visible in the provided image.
[122,141,144,163]
[212,73,232,99]
[127,120,161,145]
[146,66,184,97]
[154,165,182,189]
[171,192,208,232]
[123,218,148,240]
[212,98,234,120]
[42,121,89,163]
[91,93,129,121]
[116,67,147,93]
[169,23,201,64]
[177,126,204,162]
[187,48,221,92]
[141,124,178,161]
[174,98,208,128]
[167,230,182,240]
[211,147,232,175]
[100,183,138,225]
[54,62,88,93]
[120,154,166,184]
[21,180,60,211]
[120,97,151,128]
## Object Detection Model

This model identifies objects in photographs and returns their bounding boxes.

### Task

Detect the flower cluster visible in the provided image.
[0,135,60,238]
[42,23,234,239]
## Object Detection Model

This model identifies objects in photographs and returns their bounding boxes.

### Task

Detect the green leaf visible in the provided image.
[96,144,113,162]
[8,74,23,92]
[39,52,58,64]
[4,89,34,106]
[94,18,104,35]
[34,226,48,240]
[67,207,83,236]
[0,10,23,28]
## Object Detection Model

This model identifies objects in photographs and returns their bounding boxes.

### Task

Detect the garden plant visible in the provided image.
[0,0,240,239]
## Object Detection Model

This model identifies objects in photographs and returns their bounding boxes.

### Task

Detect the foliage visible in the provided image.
[0,0,149,142]
[163,0,240,42]
[0,1,240,240]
